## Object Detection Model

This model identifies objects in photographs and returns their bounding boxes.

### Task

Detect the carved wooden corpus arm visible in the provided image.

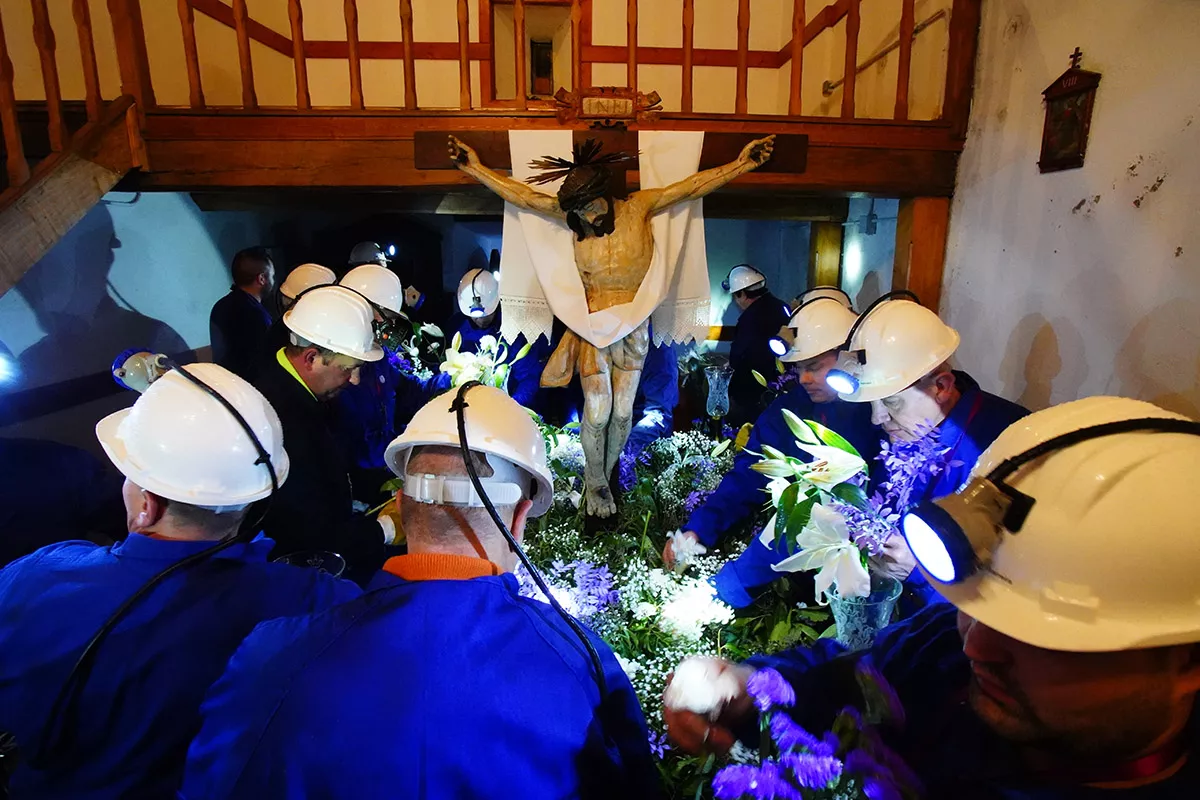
[451,140,564,219]
[645,136,775,213]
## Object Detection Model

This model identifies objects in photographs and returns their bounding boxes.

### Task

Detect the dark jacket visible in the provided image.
[728,292,791,426]
[182,555,661,800]
[209,288,273,382]
[253,356,388,585]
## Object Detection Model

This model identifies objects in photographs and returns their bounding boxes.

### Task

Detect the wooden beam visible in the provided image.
[841,0,859,117]
[681,0,693,112]
[480,0,494,102]
[107,0,155,110]
[735,0,749,115]
[345,0,364,109]
[944,0,981,138]
[808,221,843,287]
[580,0,592,86]
[893,196,950,311]
[457,0,471,108]
[582,44,780,69]
[231,0,257,108]
[513,0,527,109]
[0,5,29,187]
[177,0,205,109]
[570,0,582,91]
[894,0,914,120]
[399,0,417,109]
[788,0,804,115]
[72,0,103,121]
[191,0,290,56]
[30,0,67,152]
[0,96,141,298]
[288,0,309,109]
[626,0,637,90]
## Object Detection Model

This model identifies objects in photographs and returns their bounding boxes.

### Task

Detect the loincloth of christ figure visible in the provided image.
[449,133,774,517]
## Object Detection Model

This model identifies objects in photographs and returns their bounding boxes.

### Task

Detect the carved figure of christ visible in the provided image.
[448,134,775,517]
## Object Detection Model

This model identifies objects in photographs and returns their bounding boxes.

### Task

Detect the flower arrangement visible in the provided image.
[376,315,443,381]
[439,332,532,390]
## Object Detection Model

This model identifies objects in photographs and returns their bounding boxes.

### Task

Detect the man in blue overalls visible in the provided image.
[724,264,792,426]
[827,298,1028,611]
[182,386,660,799]
[664,288,879,607]
[663,397,1200,800]
[0,362,359,799]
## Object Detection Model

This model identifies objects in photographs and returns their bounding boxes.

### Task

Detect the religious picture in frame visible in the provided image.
[1039,48,1102,174]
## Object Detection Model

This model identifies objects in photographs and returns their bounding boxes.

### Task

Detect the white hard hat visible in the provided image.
[800,286,853,308]
[457,269,500,318]
[929,396,1200,652]
[384,385,553,517]
[96,363,289,506]
[280,263,336,300]
[837,300,959,403]
[283,285,384,363]
[722,264,766,294]
[349,241,390,267]
[340,264,403,315]
[780,298,859,363]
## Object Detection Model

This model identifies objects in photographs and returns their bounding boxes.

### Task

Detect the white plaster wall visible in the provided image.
[842,196,897,308]
[942,0,1200,414]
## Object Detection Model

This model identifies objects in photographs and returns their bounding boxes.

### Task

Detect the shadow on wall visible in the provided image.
[998,312,1087,410]
[1111,298,1200,419]
[11,203,187,391]
[855,272,885,311]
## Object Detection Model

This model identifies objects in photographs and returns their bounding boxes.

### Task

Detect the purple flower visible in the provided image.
[769,713,831,755]
[780,751,843,789]
[618,452,638,492]
[746,668,796,712]
[683,489,713,515]
[648,729,668,758]
[712,763,802,800]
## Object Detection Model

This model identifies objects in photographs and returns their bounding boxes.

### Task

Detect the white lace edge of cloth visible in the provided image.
[501,296,710,348]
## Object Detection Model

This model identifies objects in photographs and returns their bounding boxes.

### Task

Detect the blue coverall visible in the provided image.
[182,554,661,800]
[624,339,680,457]
[745,603,1200,799]
[684,386,882,608]
[0,534,359,799]
[440,310,546,409]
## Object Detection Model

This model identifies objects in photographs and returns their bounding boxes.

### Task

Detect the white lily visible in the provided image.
[419,322,444,338]
[795,443,867,488]
[758,512,779,548]
[771,504,870,600]
[478,334,499,354]
[766,476,792,507]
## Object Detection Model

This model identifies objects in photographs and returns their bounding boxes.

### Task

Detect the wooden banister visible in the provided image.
[30,0,66,151]
[107,0,155,110]
[73,0,103,121]
[345,0,363,109]
[288,0,309,109]
[735,0,749,114]
[626,0,637,91]
[513,0,526,109]
[570,0,582,91]
[177,0,205,108]
[944,0,981,138]
[681,0,694,112]
[457,0,470,108]
[841,0,858,117]
[893,0,914,119]
[399,0,417,109]
[0,6,29,187]
[788,0,804,115]
[231,0,256,108]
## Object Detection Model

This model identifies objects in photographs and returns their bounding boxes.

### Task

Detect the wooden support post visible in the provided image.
[841,0,859,117]
[626,0,637,91]
[231,0,257,108]
[0,5,29,187]
[30,0,66,151]
[345,0,363,109]
[734,0,749,115]
[894,0,914,120]
[107,0,155,111]
[287,0,309,109]
[681,0,693,112]
[513,0,526,109]
[808,221,844,288]
[893,197,950,312]
[787,0,804,115]
[73,0,103,121]
[570,0,582,91]
[177,0,205,109]
[944,0,982,138]
[457,0,470,108]
[399,0,417,109]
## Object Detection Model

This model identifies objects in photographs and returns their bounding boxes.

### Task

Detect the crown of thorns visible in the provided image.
[526,139,636,210]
